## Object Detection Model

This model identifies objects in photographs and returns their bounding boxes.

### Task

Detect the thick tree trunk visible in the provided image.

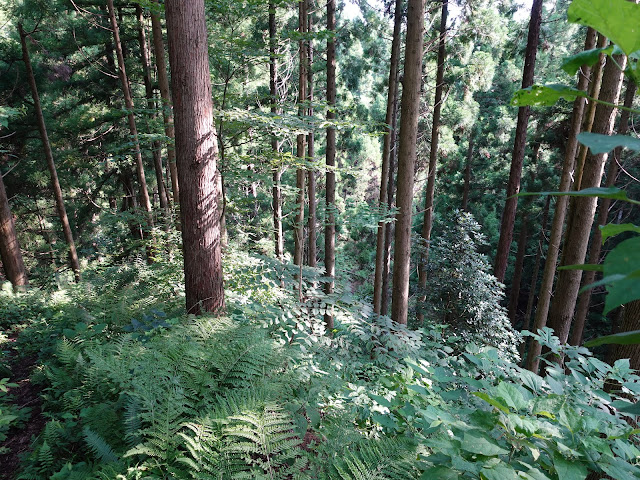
[546,53,627,360]
[150,0,179,205]
[0,168,28,290]
[461,131,474,211]
[373,0,402,315]
[269,2,284,260]
[307,10,316,268]
[294,0,307,272]
[508,215,529,325]
[493,0,543,283]
[570,80,636,346]
[525,27,598,372]
[106,0,155,247]
[417,0,448,323]
[18,23,81,283]
[324,0,336,330]
[165,0,225,315]
[136,5,168,211]
[609,301,640,370]
[390,0,426,325]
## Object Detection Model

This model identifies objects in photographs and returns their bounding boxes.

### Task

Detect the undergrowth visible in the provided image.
[0,246,638,479]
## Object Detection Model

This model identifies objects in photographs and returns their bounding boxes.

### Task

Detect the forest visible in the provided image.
[0,0,639,478]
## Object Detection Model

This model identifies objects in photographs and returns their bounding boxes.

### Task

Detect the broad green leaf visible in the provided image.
[511,84,586,107]
[603,237,640,313]
[577,132,640,154]
[561,46,614,75]
[600,223,640,243]
[610,400,640,415]
[558,263,603,272]
[517,187,640,206]
[420,466,459,480]
[369,393,392,408]
[473,392,510,414]
[461,431,509,456]
[568,0,640,57]
[585,329,640,347]
[553,452,587,480]
[599,457,639,480]
[480,463,520,480]
[371,413,398,430]
[494,382,527,410]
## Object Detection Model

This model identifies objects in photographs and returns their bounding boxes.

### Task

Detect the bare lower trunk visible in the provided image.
[0,168,28,290]
[390,0,426,325]
[546,53,627,363]
[609,301,640,369]
[525,27,598,372]
[165,0,225,315]
[570,80,636,346]
[373,0,403,315]
[508,216,528,325]
[269,2,283,260]
[417,0,448,323]
[19,23,81,282]
[461,131,474,211]
[494,0,543,282]
[307,11,316,268]
[150,0,179,204]
[294,0,307,273]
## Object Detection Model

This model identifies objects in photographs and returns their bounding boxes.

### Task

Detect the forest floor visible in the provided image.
[0,334,45,480]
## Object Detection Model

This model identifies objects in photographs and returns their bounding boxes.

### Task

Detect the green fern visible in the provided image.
[328,441,419,480]
[83,427,120,463]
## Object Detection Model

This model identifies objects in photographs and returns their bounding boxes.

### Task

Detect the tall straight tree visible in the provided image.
[165,0,225,315]
[0,165,28,290]
[307,5,316,268]
[18,23,81,283]
[525,28,599,372]
[150,0,179,204]
[390,0,426,325]
[417,0,448,323]
[493,0,543,283]
[269,1,284,260]
[294,0,307,271]
[546,53,627,355]
[373,0,402,315]
[106,0,155,241]
[324,0,336,330]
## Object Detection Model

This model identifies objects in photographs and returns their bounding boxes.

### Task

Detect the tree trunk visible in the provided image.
[519,196,550,359]
[570,80,636,346]
[18,23,81,283]
[417,0,448,323]
[373,0,402,315]
[307,9,316,268]
[136,5,168,211]
[609,301,640,369]
[546,53,627,360]
[493,0,543,283]
[0,167,28,290]
[165,0,225,315]
[461,130,474,211]
[324,0,336,330]
[150,0,179,205]
[269,2,284,260]
[508,215,529,325]
[106,0,155,248]
[525,27,598,372]
[294,0,307,273]
[390,0,426,325]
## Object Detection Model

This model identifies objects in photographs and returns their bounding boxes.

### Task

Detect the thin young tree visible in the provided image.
[165,0,225,314]
[106,0,155,242]
[294,0,307,273]
[373,0,402,315]
[307,4,316,268]
[417,0,448,323]
[0,165,28,290]
[493,0,543,283]
[390,0,426,325]
[18,23,81,282]
[324,0,336,330]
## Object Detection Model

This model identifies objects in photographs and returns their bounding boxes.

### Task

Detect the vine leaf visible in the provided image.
[577,132,640,154]
[511,84,586,107]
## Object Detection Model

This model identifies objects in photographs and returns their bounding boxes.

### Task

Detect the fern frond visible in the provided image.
[83,426,120,463]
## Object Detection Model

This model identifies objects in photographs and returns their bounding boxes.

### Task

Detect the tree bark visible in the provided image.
[324,0,336,330]
[546,53,627,360]
[525,27,598,372]
[106,0,155,248]
[508,215,529,325]
[493,0,543,283]
[136,5,168,211]
[18,23,81,283]
[390,0,426,325]
[0,167,28,290]
[269,2,284,260]
[150,0,179,205]
[294,0,307,273]
[609,300,640,370]
[570,80,636,346]
[417,0,448,323]
[461,130,474,211]
[373,0,402,315]
[165,0,225,315]
[307,8,316,268]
